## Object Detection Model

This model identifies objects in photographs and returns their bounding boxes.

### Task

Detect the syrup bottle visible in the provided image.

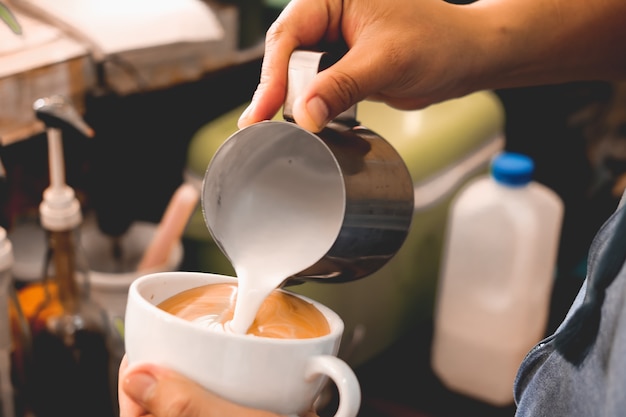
[0,227,31,417]
[26,96,116,417]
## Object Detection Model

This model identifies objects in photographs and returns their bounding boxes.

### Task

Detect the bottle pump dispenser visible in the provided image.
[26,96,116,417]
[34,96,93,232]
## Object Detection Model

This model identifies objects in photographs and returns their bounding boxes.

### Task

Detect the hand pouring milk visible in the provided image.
[202,50,414,335]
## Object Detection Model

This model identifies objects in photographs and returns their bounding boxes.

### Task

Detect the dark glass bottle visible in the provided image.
[26,96,116,417]
[28,227,116,417]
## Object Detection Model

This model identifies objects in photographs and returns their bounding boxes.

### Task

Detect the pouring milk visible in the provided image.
[202,136,346,334]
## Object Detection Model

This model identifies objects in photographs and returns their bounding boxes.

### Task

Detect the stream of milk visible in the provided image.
[217,159,345,334]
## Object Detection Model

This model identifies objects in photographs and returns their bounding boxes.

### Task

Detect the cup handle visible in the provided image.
[305,355,361,417]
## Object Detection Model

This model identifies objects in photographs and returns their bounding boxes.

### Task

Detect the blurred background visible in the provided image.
[2,1,626,416]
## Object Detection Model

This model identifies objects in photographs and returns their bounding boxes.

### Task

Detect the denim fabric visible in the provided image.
[514,196,626,416]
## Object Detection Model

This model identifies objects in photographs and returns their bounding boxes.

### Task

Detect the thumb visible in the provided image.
[292,47,386,132]
[121,364,210,417]
[121,363,288,417]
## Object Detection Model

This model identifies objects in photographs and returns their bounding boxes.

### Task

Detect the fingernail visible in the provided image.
[237,104,252,128]
[124,371,156,405]
[306,96,329,130]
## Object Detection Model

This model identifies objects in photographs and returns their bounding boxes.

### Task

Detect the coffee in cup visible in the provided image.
[124,272,361,417]
[157,282,330,339]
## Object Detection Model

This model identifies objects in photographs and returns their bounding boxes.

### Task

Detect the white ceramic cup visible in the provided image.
[124,271,361,417]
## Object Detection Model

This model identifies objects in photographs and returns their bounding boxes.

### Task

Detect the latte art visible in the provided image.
[157,283,330,339]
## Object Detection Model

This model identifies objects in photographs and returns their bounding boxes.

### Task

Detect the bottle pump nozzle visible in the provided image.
[33,95,94,231]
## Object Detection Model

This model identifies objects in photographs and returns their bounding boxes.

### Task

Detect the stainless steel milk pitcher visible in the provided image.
[202,50,414,284]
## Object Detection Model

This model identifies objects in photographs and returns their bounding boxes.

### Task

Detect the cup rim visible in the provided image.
[127,271,344,343]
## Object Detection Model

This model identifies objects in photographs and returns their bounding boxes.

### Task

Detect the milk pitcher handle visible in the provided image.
[283,50,357,125]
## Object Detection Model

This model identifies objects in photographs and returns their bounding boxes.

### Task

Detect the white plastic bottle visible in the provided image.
[431,152,564,406]
[0,228,31,417]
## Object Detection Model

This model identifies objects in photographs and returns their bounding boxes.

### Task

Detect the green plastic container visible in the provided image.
[184,91,505,366]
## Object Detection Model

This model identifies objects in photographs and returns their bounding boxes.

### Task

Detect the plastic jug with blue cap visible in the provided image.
[431,151,564,406]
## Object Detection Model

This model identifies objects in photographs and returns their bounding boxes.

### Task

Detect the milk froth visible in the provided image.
[158,283,330,339]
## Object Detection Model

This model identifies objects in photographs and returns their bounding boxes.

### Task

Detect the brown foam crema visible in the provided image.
[157,283,330,339]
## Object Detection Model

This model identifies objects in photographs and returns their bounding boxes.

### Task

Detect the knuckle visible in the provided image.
[265,11,292,45]
[161,394,197,417]
[265,19,284,43]
[326,70,361,111]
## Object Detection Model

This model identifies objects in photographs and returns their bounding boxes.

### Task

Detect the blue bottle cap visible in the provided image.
[491,152,534,187]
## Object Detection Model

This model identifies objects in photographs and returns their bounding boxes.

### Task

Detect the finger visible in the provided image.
[299,409,320,417]
[122,363,285,417]
[238,0,342,128]
[119,357,152,417]
[122,364,209,417]
[291,42,398,132]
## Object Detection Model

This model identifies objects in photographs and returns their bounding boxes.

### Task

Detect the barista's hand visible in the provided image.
[119,356,318,417]
[238,0,481,132]
[237,0,626,132]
